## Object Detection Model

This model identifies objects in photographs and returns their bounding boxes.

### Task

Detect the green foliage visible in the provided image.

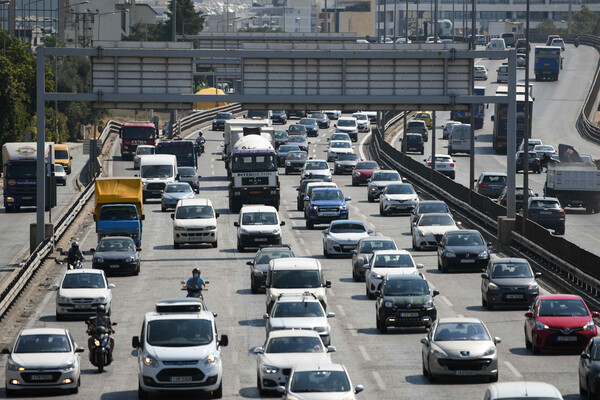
[536,19,558,35]
[573,5,599,34]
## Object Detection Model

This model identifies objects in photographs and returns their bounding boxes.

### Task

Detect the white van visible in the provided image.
[139,154,178,201]
[496,65,508,83]
[448,124,471,155]
[487,38,506,59]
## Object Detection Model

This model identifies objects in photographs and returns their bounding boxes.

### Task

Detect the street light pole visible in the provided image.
[1,1,10,57]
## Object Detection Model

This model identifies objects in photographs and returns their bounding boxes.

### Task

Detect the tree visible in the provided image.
[573,5,599,35]
[536,19,558,35]
[165,0,205,37]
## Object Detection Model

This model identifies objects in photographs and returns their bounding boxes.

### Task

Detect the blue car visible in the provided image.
[298,118,320,137]
[304,188,350,229]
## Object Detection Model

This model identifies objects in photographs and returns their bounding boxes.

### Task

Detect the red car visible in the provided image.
[351,161,380,186]
[524,294,598,353]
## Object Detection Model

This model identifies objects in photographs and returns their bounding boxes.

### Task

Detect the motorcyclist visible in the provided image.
[195,132,206,155]
[87,305,115,358]
[67,242,84,268]
[575,35,580,48]
[185,268,207,297]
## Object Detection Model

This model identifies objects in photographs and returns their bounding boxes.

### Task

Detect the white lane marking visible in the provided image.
[358,345,371,361]
[504,361,523,378]
[440,296,453,307]
[359,131,371,161]
[299,238,306,247]
[336,304,346,317]
[372,371,387,391]
[347,323,357,336]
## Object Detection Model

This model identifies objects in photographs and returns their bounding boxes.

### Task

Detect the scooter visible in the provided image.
[86,321,117,373]
[181,280,209,300]
[195,137,205,156]
[67,259,83,270]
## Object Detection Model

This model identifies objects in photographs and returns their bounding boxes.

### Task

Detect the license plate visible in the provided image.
[460,259,476,263]
[74,304,91,309]
[170,376,192,382]
[399,312,419,317]
[249,191,261,195]
[254,238,268,242]
[506,294,524,299]
[30,374,53,381]
[556,336,577,342]
[23,197,33,200]
[319,212,338,217]
[454,370,477,376]
[540,211,551,214]
[110,264,120,269]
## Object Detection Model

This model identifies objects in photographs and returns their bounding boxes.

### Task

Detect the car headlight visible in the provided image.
[419,231,426,237]
[482,346,496,357]
[339,205,347,211]
[96,257,104,264]
[314,326,327,333]
[584,321,596,331]
[286,161,291,166]
[423,300,434,308]
[271,229,280,235]
[371,272,383,280]
[262,365,279,374]
[7,359,24,371]
[443,251,456,258]
[94,297,106,303]
[311,205,318,211]
[204,354,219,365]
[369,186,376,191]
[384,301,393,308]
[528,283,539,291]
[174,226,185,231]
[57,295,71,303]
[59,360,76,371]
[478,250,489,259]
[487,282,499,290]
[327,239,339,246]
[207,226,217,230]
[431,344,448,358]
[239,228,249,234]
[126,257,135,263]
[535,320,549,330]
[353,171,361,177]
[143,355,159,367]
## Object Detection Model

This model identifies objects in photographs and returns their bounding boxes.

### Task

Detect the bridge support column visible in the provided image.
[497,216,515,245]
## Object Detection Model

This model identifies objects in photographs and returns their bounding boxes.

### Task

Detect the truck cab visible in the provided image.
[139,154,178,201]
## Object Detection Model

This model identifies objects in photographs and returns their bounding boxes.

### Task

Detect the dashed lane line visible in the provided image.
[372,371,387,391]
[358,345,371,362]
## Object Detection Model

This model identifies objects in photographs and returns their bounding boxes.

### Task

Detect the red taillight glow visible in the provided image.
[480,183,489,188]
[450,163,455,167]
[554,210,565,214]
[427,162,432,166]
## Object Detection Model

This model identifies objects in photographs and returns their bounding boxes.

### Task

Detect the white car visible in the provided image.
[412,212,461,250]
[52,269,115,320]
[474,65,488,80]
[326,140,354,161]
[277,363,364,400]
[365,250,423,299]
[484,382,563,400]
[322,110,342,120]
[551,38,565,51]
[302,159,332,182]
[442,121,460,139]
[133,145,155,169]
[322,219,373,258]
[533,144,557,158]
[254,330,335,395]
[424,154,456,179]
[367,169,403,202]
[235,205,284,251]
[425,36,440,44]
[54,164,67,186]
[264,294,335,345]
[4,328,83,395]
[379,183,419,215]
[352,113,371,132]
[395,37,412,44]
[335,117,359,142]
[519,138,543,152]
[172,198,219,249]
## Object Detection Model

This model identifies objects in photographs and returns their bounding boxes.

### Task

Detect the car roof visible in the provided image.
[270,257,320,269]
[306,159,327,163]
[480,172,507,177]
[292,363,346,373]
[330,219,364,225]
[438,317,482,324]
[307,182,337,188]
[491,257,529,264]
[338,117,357,121]
[529,196,560,202]
[420,212,453,218]
[100,236,136,242]
[373,249,411,256]
[418,200,447,205]
[486,382,562,398]
[373,169,398,174]
[267,330,322,339]
[445,229,479,235]
[359,236,394,242]
[312,187,341,192]
[64,268,105,275]
[20,328,68,336]
[177,198,213,207]
[538,294,583,301]
[240,205,278,213]
[408,119,426,124]
[386,274,424,281]
[274,295,322,304]
[146,310,215,321]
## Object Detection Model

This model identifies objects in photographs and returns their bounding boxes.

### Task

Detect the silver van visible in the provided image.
[448,124,471,155]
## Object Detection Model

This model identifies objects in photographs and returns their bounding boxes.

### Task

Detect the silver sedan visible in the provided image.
[161,182,195,211]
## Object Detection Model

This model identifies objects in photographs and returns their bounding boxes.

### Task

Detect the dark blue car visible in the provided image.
[298,118,319,137]
[304,188,350,229]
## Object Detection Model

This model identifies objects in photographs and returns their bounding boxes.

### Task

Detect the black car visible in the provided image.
[310,113,330,129]
[405,133,424,155]
[272,110,288,125]
[246,245,295,293]
[579,336,600,398]
[333,154,360,175]
[211,112,233,131]
[273,130,289,149]
[437,229,491,273]
[527,197,565,235]
[287,110,307,119]
[277,145,301,167]
[298,118,319,137]
[296,178,324,211]
[351,236,397,281]
[375,274,439,332]
[480,258,540,310]
[516,151,542,173]
[287,136,309,152]
[285,151,308,174]
[91,237,140,276]
[498,186,535,211]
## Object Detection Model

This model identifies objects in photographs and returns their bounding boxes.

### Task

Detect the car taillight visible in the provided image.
[535,159,540,164]
[450,163,455,167]
[554,209,565,214]
[480,183,489,188]
[503,196,507,201]
[427,162,432,166]
[529,209,537,215]
[517,159,521,164]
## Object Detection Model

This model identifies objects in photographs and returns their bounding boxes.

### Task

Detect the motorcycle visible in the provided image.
[195,137,205,156]
[181,280,209,300]
[86,321,117,373]
[67,259,83,270]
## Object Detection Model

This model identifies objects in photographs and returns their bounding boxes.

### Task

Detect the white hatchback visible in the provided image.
[424,154,456,179]
[172,198,219,249]
[365,250,423,299]
[52,269,115,320]
[235,205,284,251]
[411,212,461,250]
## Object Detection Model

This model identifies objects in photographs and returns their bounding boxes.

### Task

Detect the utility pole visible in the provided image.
[170,0,177,138]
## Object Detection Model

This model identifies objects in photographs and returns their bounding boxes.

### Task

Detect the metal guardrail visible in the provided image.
[170,103,243,138]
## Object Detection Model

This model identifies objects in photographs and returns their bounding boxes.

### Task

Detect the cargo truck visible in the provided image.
[155,140,197,168]
[534,46,562,81]
[223,119,272,160]
[2,142,55,212]
[120,121,158,160]
[544,144,600,213]
[450,86,485,129]
[94,177,144,247]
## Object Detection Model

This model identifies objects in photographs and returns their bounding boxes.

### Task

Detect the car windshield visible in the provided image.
[373,172,400,181]
[338,154,359,161]
[386,184,413,195]
[147,319,213,347]
[358,240,396,253]
[99,206,138,221]
[534,145,554,152]
[141,164,173,178]
[446,233,484,246]
[373,253,414,267]
[177,167,196,177]
[231,154,277,172]
[272,301,324,318]
[14,334,71,353]
[330,222,365,233]
[408,122,424,128]
[475,66,485,71]
[266,336,324,353]
[385,279,429,296]
[273,110,285,115]
[62,273,105,289]
[418,203,448,214]
[338,119,356,127]
[290,371,350,393]
[165,184,192,193]
[331,142,351,149]
[136,147,154,155]
[434,322,490,341]
[242,212,278,225]
[311,190,344,201]
[256,251,294,265]
[55,150,69,159]
[175,205,214,219]
[287,151,308,160]
[311,114,326,119]
[280,145,300,152]
[356,162,378,170]
[331,134,350,141]
[419,215,454,226]
[271,270,321,288]
[530,200,560,209]
[354,114,368,120]
[416,113,429,119]
[98,238,135,252]
[288,125,306,133]
[490,262,532,278]
[305,161,328,170]
[55,164,65,173]
[215,113,232,119]
[274,131,288,139]
[288,137,306,143]
[538,299,589,317]
[482,175,507,183]
[300,118,317,125]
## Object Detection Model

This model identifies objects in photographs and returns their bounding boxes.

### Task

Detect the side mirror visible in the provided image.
[49,284,59,291]
[141,215,145,221]
[112,322,118,326]
[491,116,495,122]
[303,196,309,201]
[89,248,96,253]
[374,290,381,297]
[327,312,336,318]
[525,311,533,318]
[215,212,220,218]
[420,338,429,345]
[432,289,440,297]
[108,284,116,289]
[70,156,73,159]
[355,385,364,394]
[219,335,229,347]
[233,222,239,227]
[481,273,489,279]
[582,351,591,360]
[132,336,140,348]
[253,346,264,354]
[327,346,336,353]
[456,221,462,226]
[275,386,286,394]
[137,248,142,252]
[367,229,373,234]
[280,221,285,226]
[416,263,424,269]
[486,242,492,246]
[246,261,254,266]
[325,280,332,288]
[494,337,502,345]
[535,272,542,278]
[170,213,174,220]
[322,229,329,234]
[334,124,337,127]
[263,313,270,319]
[593,311,600,318]
[75,346,84,353]
[345,196,351,201]
[1,348,10,354]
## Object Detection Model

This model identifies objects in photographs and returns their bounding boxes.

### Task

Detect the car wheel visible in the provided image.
[352,180,357,186]
[588,379,595,399]
[487,301,494,311]
[422,360,428,377]
[297,199,304,211]
[306,220,314,230]
[138,384,149,399]
[250,276,258,294]
[441,263,448,273]
[174,242,180,249]
[161,205,166,212]
[237,242,244,252]
[489,372,498,383]
[525,329,532,349]
[482,296,488,308]
[257,374,268,396]
[580,377,588,396]
[352,268,358,282]
[532,337,540,354]
[412,238,417,250]
[323,246,330,258]
[211,241,218,248]
[5,388,18,397]
[426,357,437,382]
[368,195,374,203]
[376,314,387,333]
[450,173,455,180]
[366,287,375,300]
[555,227,565,235]
[56,313,64,321]
[212,380,223,399]
[134,265,140,276]
[379,204,386,216]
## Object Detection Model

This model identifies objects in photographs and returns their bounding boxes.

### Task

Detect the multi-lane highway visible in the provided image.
[392,43,600,251]
[0,143,86,276]
[0,110,594,399]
